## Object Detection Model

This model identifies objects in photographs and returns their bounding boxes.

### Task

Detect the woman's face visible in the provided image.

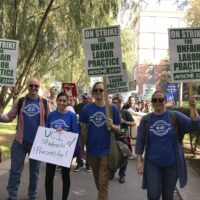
[129,97,135,106]
[56,95,68,111]
[151,92,165,113]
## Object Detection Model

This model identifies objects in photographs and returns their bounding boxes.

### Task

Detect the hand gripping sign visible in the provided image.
[29,126,78,168]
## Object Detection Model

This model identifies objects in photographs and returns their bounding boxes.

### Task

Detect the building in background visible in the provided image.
[133,0,188,100]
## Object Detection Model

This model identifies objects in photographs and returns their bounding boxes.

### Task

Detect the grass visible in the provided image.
[0,121,16,161]
[0,122,16,134]
[182,100,200,107]
[0,100,16,161]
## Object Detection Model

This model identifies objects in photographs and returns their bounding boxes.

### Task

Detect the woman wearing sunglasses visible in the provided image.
[135,90,200,200]
[45,92,78,200]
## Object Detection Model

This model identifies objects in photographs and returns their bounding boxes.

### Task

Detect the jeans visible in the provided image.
[88,154,109,200]
[7,139,41,199]
[45,163,71,200]
[146,161,178,200]
[76,134,89,167]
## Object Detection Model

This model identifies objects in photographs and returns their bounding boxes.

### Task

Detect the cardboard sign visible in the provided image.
[106,63,129,94]
[0,38,19,86]
[61,83,77,98]
[168,28,200,82]
[29,126,78,168]
[82,25,123,76]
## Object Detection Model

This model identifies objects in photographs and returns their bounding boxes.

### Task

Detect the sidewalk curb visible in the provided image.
[0,159,10,176]
[0,157,29,176]
[176,164,200,200]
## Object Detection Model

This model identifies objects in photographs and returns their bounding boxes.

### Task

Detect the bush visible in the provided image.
[167,106,200,156]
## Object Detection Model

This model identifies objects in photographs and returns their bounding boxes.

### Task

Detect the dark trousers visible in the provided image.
[146,161,178,200]
[45,163,70,200]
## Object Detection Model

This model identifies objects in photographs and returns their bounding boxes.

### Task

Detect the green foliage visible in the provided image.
[0,122,16,135]
[167,105,200,155]
[186,0,200,27]
[0,121,16,160]
[0,0,126,111]
[121,28,136,81]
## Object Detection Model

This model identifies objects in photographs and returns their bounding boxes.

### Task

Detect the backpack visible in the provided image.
[17,96,48,121]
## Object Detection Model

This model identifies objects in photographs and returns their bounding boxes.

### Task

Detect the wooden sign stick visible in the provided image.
[188,82,194,118]
[103,76,111,130]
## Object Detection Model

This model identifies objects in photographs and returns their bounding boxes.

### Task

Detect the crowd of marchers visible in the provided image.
[0,77,200,200]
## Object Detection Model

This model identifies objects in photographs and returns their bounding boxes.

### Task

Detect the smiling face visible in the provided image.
[56,94,68,112]
[151,92,166,114]
[27,77,40,98]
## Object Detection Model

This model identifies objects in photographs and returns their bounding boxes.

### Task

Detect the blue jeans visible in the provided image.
[146,161,178,200]
[75,134,89,167]
[7,139,41,199]
[75,135,84,166]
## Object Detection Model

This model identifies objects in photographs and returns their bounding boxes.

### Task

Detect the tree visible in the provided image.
[186,0,200,27]
[0,0,121,112]
[121,28,136,83]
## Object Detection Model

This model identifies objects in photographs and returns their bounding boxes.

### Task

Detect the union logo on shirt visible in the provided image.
[149,120,172,137]
[51,119,70,130]
[90,112,106,127]
[23,104,40,117]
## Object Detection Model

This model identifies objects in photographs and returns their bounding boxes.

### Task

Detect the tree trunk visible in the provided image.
[0,0,55,112]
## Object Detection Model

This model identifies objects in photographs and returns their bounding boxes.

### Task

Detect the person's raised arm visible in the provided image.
[189,96,199,121]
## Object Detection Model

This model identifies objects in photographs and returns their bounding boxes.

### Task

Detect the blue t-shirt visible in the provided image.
[46,110,78,134]
[23,97,40,143]
[79,103,120,157]
[147,111,176,167]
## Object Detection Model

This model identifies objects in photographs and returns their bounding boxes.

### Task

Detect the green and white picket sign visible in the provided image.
[168,28,200,82]
[143,83,156,101]
[82,25,123,77]
[106,63,129,94]
[0,38,19,86]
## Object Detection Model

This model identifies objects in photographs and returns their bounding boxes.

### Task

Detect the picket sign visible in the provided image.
[29,126,78,168]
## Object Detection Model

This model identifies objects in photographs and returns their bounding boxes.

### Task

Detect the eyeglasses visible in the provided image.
[29,84,39,88]
[112,101,118,104]
[93,88,104,93]
[151,98,165,103]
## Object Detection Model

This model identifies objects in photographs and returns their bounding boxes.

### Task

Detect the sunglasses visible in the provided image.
[151,98,165,103]
[29,84,39,88]
[93,88,104,93]
[112,101,118,104]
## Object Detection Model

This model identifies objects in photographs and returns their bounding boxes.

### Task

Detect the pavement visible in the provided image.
[0,157,199,200]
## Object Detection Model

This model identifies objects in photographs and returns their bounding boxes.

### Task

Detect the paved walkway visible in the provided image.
[0,158,199,200]
[0,158,146,200]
